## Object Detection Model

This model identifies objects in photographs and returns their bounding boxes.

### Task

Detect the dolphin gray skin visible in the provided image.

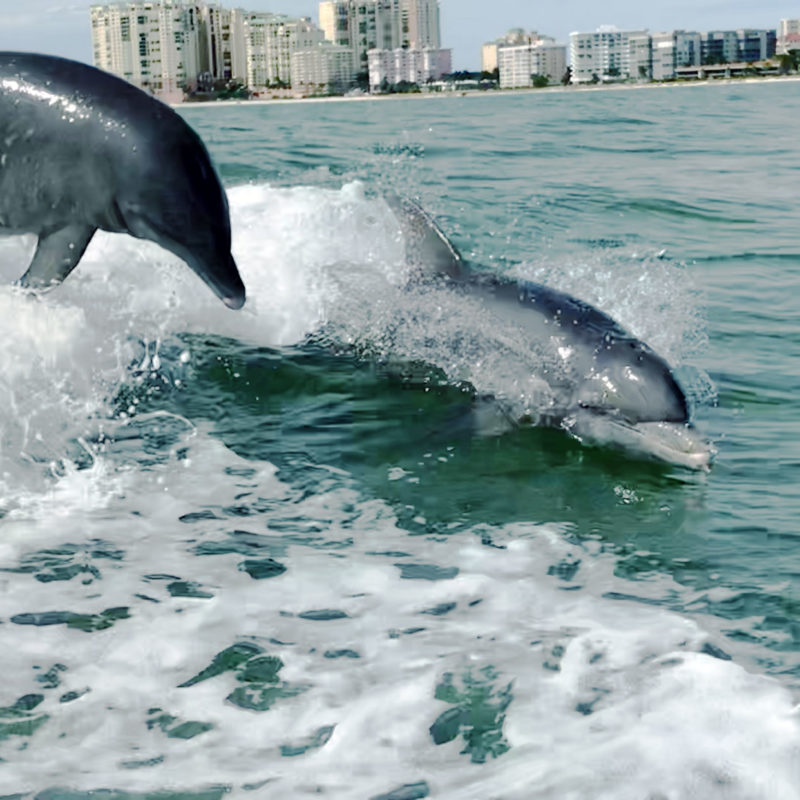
[0,52,245,309]
[387,195,711,468]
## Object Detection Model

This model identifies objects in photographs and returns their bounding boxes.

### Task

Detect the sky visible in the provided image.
[0,0,798,71]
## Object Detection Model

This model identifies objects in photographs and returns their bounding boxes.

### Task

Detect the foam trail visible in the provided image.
[0,179,710,495]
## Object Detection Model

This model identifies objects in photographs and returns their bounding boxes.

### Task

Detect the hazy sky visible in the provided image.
[0,0,797,70]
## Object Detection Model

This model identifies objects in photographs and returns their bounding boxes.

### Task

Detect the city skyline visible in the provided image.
[1,0,799,71]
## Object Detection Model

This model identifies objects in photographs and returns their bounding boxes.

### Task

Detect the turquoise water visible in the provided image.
[1,82,799,797]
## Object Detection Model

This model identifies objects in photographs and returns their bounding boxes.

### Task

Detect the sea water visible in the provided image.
[0,82,799,798]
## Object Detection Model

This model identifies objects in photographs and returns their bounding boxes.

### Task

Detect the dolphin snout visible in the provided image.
[191,251,246,310]
[223,289,246,310]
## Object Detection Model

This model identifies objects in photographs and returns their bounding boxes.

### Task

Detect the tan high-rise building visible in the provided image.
[319,1,350,47]
[400,0,440,49]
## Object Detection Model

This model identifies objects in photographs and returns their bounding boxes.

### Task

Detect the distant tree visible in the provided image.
[355,70,369,91]
[394,80,420,93]
[778,50,800,73]
[530,74,549,88]
[446,70,480,82]
[561,65,572,85]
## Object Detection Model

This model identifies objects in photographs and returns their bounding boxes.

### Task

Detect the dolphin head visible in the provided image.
[117,120,246,309]
[575,337,688,424]
[120,198,246,309]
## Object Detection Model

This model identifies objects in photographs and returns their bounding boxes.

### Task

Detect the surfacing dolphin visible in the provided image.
[386,195,712,469]
[0,52,245,308]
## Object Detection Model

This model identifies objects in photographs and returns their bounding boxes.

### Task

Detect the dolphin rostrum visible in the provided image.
[0,52,245,309]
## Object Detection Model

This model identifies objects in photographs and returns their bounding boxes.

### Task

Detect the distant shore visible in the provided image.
[175,73,800,109]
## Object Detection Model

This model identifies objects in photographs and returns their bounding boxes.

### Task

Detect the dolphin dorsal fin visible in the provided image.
[384,194,464,280]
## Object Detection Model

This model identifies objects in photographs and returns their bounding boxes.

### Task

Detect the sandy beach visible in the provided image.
[175,72,800,109]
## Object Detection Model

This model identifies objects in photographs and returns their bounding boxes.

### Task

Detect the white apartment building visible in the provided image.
[242,14,325,89]
[292,42,354,94]
[628,33,651,80]
[649,33,673,80]
[483,29,549,74]
[778,18,800,54]
[90,1,203,99]
[368,46,450,90]
[644,30,702,80]
[497,42,566,87]
[569,26,648,83]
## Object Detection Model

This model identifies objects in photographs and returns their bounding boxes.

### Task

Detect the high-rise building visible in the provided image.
[319,1,402,75]
[200,4,242,82]
[569,26,648,83]
[497,39,565,87]
[674,31,702,68]
[778,19,800,54]
[292,42,356,94]
[699,29,775,64]
[642,31,702,81]
[734,29,776,61]
[400,0,440,49]
[90,1,204,99]
[700,30,739,64]
[483,29,548,74]
[368,46,450,90]
[319,0,440,75]
[319,1,351,47]
[242,14,326,89]
[628,32,652,80]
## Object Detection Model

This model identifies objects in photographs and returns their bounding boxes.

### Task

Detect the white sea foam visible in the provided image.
[0,433,797,798]
[0,180,711,496]
[0,193,791,794]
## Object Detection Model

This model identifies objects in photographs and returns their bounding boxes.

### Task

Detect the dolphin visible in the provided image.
[0,52,245,309]
[386,195,712,469]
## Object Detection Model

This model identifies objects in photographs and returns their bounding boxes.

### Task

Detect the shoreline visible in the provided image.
[175,73,800,109]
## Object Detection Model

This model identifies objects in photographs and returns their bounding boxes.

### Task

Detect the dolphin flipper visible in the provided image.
[18,224,96,290]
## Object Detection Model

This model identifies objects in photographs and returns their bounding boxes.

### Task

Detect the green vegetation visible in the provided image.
[778,49,800,73]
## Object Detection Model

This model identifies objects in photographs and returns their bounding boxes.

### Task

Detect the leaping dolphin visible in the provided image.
[386,195,712,469]
[0,52,245,309]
